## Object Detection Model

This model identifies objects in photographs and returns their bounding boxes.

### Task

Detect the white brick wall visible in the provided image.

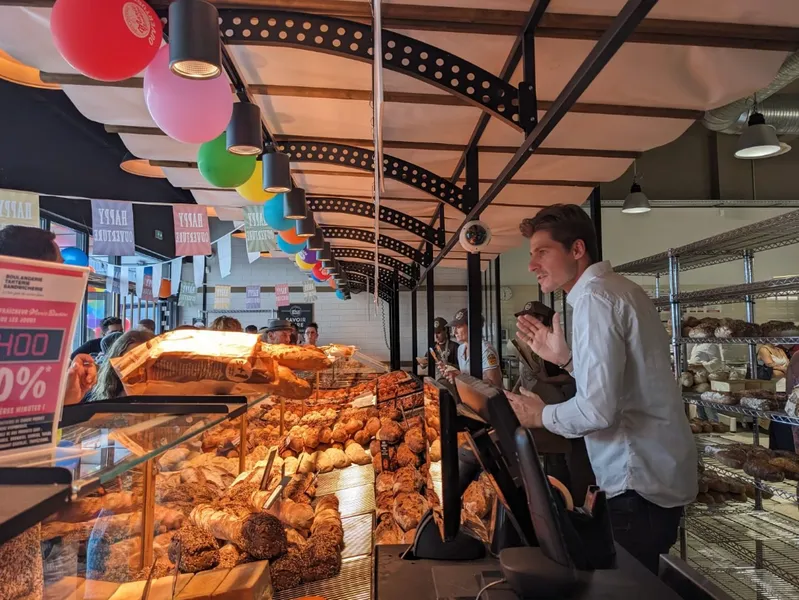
[178,233,470,362]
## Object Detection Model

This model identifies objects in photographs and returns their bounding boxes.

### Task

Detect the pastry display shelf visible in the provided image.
[651,275,799,309]
[696,438,799,503]
[616,209,799,276]
[684,393,799,427]
[677,336,799,345]
[2,395,267,498]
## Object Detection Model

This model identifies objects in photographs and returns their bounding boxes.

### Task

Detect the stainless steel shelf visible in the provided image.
[684,394,799,427]
[652,276,799,308]
[616,209,799,276]
[678,336,799,345]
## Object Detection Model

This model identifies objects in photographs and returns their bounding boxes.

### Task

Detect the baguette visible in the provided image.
[261,343,333,371]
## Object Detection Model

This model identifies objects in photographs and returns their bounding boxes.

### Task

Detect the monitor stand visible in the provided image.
[407,509,486,561]
[500,547,580,599]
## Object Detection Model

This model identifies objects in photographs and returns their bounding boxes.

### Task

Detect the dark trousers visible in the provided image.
[607,491,683,574]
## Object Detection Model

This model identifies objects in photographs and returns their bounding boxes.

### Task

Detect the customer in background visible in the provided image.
[209,316,243,332]
[304,322,319,346]
[90,330,155,401]
[245,325,259,334]
[444,308,502,387]
[71,316,122,359]
[426,317,459,379]
[512,204,697,573]
[0,225,96,405]
[263,319,294,344]
[688,341,723,422]
[95,331,122,366]
[289,323,300,345]
[137,319,156,334]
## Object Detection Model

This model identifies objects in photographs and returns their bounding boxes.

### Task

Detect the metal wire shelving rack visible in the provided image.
[684,393,799,427]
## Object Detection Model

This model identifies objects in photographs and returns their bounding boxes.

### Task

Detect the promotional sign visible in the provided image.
[173,205,211,256]
[214,285,231,310]
[178,280,196,307]
[0,190,39,229]
[277,303,314,331]
[243,205,275,253]
[274,283,290,308]
[91,199,135,256]
[245,285,261,310]
[303,278,317,303]
[0,256,88,458]
[141,272,154,301]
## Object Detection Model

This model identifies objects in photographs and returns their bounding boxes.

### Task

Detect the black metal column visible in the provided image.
[388,292,397,369]
[426,254,435,378]
[494,257,502,366]
[392,270,401,371]
[465,145,482,380]
[589,186,603,261]
[411,288,418,376]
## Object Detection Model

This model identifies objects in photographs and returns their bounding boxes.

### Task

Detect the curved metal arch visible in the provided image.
[280,140,470,213]
[348,276,392,304]
[308,197,444,247]
[215,9,519,129]
[321,226,431,267]
[331,247,418,281]
[340,260,406,289]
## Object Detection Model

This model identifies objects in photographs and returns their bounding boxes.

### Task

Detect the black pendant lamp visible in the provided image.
[168,0,222,80]
[307,229,324,251]
[283,187,307,220]
[262,151,292,193]
[295,214,316,238]
[318,242,333,265]
[227,103,262,156]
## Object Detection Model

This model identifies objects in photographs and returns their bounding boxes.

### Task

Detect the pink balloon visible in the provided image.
[143,45,232,144]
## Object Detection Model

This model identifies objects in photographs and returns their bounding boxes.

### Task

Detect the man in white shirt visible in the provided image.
[510,204,697,573]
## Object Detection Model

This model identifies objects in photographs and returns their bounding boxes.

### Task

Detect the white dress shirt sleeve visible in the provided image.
[542,292,626,438]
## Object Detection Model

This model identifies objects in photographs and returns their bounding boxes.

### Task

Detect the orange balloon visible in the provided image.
[278,226,305,245]
[328,278,337,289]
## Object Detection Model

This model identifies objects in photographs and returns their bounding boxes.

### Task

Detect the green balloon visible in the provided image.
[197,134,256,188]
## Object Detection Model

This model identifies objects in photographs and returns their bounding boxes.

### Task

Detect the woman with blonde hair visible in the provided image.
[209,316,243,332]
[89,330,155,401]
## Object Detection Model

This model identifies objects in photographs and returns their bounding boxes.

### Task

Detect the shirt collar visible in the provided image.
[566,261,612,306]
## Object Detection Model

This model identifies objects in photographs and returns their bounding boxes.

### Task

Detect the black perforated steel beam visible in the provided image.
[280,140,470,213]
[330,247,418,282]
[214,9,520,129]
[308,197,444,247]
[347,272,393,303]
[321,226,431,267]
[339,260,412,289]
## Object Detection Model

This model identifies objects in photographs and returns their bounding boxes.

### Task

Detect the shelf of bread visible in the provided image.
[684,393,799,427]
[696,435,799,503]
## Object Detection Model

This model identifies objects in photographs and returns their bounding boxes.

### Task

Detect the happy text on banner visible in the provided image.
[245,285,261,310]
[243,205,276,253]
[173,205,211,256]
[275,283,290,308]
[214,285,231,310]
[91,199,135,256]
[178,280,196,307]
[0,190,39,229]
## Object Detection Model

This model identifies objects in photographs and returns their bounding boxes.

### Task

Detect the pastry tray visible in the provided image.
[341,513,375,559]
[275,555,373,600]
[334,484,375,518]
[316,464,375,495]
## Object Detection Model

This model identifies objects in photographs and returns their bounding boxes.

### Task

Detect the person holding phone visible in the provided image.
[444,308,502,388]
[424,316,460,379]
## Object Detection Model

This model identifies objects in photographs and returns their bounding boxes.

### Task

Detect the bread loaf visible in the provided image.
[743,459,785,482]
[345,442,371,465]
[770,457,799,480]
[715,450,746,469]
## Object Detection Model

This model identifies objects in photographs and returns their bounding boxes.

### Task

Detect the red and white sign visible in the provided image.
[275,283,290,308]
[0,256,88,459]
[173,205,211,256]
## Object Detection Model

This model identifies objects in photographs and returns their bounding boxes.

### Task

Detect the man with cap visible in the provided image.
[263,319,294,344]
[426,317,460,379]
[446,307,502,387]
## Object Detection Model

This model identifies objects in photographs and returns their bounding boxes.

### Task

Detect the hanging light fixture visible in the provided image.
[226,103,262,156]
[621,161,650,214]
[260,251,272,258]
[295,214,316,238]
[168,0,222,80]
[120,153,166,178]
[262,150,292,193]
[319,242,333,266]
[283,187,307,220]
[307,229,325,252]
[232,231,246,239]
[735,109,782,160]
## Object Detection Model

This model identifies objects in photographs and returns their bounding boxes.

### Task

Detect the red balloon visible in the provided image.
[312,262,331,281]
[51,0,162,82]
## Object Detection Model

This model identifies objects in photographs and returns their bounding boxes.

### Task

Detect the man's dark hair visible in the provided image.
[0,226,59,262]
[100,316,123,333]
[138,319,156,332]
[245,325,258,334]
[306,322,318,332]
[520,204,598,264]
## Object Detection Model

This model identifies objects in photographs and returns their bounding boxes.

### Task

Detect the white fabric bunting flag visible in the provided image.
[218,234,232,279]
[170,257,182,295]
[193,255,205,288]
[135,266,144,297]
[120,266,129,296]
[152,262,162,298]
[247,251,260,264]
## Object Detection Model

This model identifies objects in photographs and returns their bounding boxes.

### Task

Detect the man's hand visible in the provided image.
[63,354,97,406]
[506,387,546,428]
[516,313,570,367]
[443,366,461,383]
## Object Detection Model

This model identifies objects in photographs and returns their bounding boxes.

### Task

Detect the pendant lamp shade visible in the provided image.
[621,183,651,214]
[307,229,324,251]
[168,0,221,80]
[735,111,782,159]
[262,151,292,193]
[120,153,166,178]
[295,214,316,238]
[283,187,307,220]
[318,242,332,266]
[227,103,262,155]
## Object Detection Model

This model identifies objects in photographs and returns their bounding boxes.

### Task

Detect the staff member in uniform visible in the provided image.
[511,204,696,573]
[444,308,502,387]
[426,317,459,379]
[263,319,294,344]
